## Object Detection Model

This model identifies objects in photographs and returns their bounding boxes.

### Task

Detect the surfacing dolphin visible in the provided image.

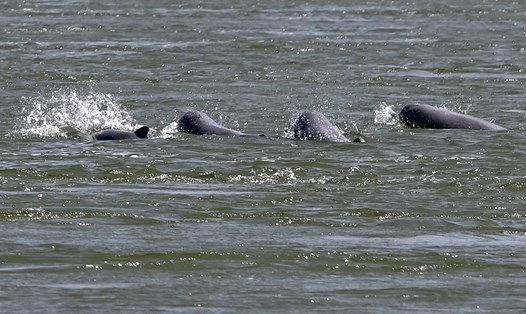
[292,111,364,143]
[177,110,245,136]
[399,104,506,130]
[91,126,150,140]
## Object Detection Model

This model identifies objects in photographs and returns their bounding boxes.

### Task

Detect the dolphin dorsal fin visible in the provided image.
[134,126,149,138]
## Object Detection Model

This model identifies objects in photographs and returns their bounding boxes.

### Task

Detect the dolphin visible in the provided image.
[292,111,364,143]
[91,126,150,140]
[177,110,245,136]
[399,104,506,130]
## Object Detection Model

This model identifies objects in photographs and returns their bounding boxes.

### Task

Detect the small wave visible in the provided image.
[12,88,137,138]
[0,207,145,222]
[230,167,301,185]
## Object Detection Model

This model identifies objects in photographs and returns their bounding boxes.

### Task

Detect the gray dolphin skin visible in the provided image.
[92,126,150,140]
[399,104,506,130]
[177,110,245,136]
[292,111,363,143]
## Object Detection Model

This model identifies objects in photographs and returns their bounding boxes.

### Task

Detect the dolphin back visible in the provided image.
[178,111,245,136]
[399,104,506,130]
[293,111,351,142]
[92,126,149,140]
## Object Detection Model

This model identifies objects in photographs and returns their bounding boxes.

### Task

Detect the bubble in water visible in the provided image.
[12,88,137,138]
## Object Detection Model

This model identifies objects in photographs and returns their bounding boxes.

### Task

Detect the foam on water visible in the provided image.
[12,88,137,138]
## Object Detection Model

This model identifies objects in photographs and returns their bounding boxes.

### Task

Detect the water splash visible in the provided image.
[374,103,399,125]
[12,89,137,138]
[452,103,472,115]
[159,120,179,139]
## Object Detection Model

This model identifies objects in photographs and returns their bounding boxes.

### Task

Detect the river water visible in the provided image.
[1,0,526,312]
